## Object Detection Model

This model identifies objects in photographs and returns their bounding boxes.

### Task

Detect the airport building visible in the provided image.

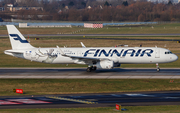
[147,0,179,4]
[84,23,103,28]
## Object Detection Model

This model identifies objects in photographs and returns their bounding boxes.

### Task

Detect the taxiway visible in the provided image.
[0,91,180,109]
[1,34,180,37]
[0,68,180,79]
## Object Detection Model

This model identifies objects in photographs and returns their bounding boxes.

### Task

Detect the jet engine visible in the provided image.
[96,60,114,69]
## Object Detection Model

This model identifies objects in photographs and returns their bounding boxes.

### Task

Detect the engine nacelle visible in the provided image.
[96,60,114,69]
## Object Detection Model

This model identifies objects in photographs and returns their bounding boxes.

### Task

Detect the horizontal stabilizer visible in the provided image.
[4,50,24,54]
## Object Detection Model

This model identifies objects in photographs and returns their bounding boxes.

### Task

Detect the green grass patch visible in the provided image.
[0,79,180,96]
[0,105,180,113]
[1,23,180,35]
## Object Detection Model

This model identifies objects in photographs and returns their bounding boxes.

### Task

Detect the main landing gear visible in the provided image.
[156,63,160,72]
[86,66,97,72]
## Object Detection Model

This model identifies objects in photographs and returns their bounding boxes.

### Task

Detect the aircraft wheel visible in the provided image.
[86,67,92,72]
[157,68,160,72]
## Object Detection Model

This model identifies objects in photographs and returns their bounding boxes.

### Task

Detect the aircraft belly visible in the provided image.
[118,57,155,64]
[53,57,73,64]
[118,57,170,64]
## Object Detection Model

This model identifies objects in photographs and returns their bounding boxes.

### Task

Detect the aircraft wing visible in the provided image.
[57,46,108,63]
[68,55,107,61]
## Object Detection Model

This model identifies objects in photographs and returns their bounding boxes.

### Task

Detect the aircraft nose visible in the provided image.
[171,54,178,61]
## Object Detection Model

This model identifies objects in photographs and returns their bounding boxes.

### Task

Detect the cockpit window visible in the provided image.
[165,51,172,54]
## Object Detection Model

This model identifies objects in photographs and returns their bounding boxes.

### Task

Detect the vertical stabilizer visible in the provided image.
[6,25,34,50]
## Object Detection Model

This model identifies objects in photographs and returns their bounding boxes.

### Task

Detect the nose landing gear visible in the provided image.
[156,63,160,72]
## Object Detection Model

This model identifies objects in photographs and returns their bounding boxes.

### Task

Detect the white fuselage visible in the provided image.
[5,47,178,65]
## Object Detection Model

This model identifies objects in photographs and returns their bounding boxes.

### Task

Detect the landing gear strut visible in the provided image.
[92,66,97,71]
[86,66,96,72]
[156,63,160,72]
[86,67,92,72]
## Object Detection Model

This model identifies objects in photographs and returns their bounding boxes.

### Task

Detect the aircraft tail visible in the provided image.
[6,25,34,50]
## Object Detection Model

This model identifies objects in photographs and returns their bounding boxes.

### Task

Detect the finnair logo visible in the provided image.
[84,49,153,57]
[10,34,28,43]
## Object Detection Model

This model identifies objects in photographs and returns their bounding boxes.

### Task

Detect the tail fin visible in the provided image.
[6,25,34,50]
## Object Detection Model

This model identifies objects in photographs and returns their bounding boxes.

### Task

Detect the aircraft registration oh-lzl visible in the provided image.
[4,25,178,72]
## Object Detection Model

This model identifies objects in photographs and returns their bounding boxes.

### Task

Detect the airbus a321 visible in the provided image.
[4,25,178,72]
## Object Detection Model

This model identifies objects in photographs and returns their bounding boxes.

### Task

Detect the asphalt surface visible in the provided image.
[0,91,180,109]
[0,68,180,109]
[0,68,180,79]
[12,34,180,37]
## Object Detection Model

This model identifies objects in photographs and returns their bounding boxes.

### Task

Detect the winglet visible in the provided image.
[80,42,86,48]
[57,46,66,56]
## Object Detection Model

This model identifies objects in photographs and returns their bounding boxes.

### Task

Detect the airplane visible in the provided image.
[4,25,178,72]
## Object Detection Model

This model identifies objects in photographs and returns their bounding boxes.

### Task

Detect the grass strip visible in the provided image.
[1,23,180,35]
[0,79,180,96]
[0,105,180,113]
